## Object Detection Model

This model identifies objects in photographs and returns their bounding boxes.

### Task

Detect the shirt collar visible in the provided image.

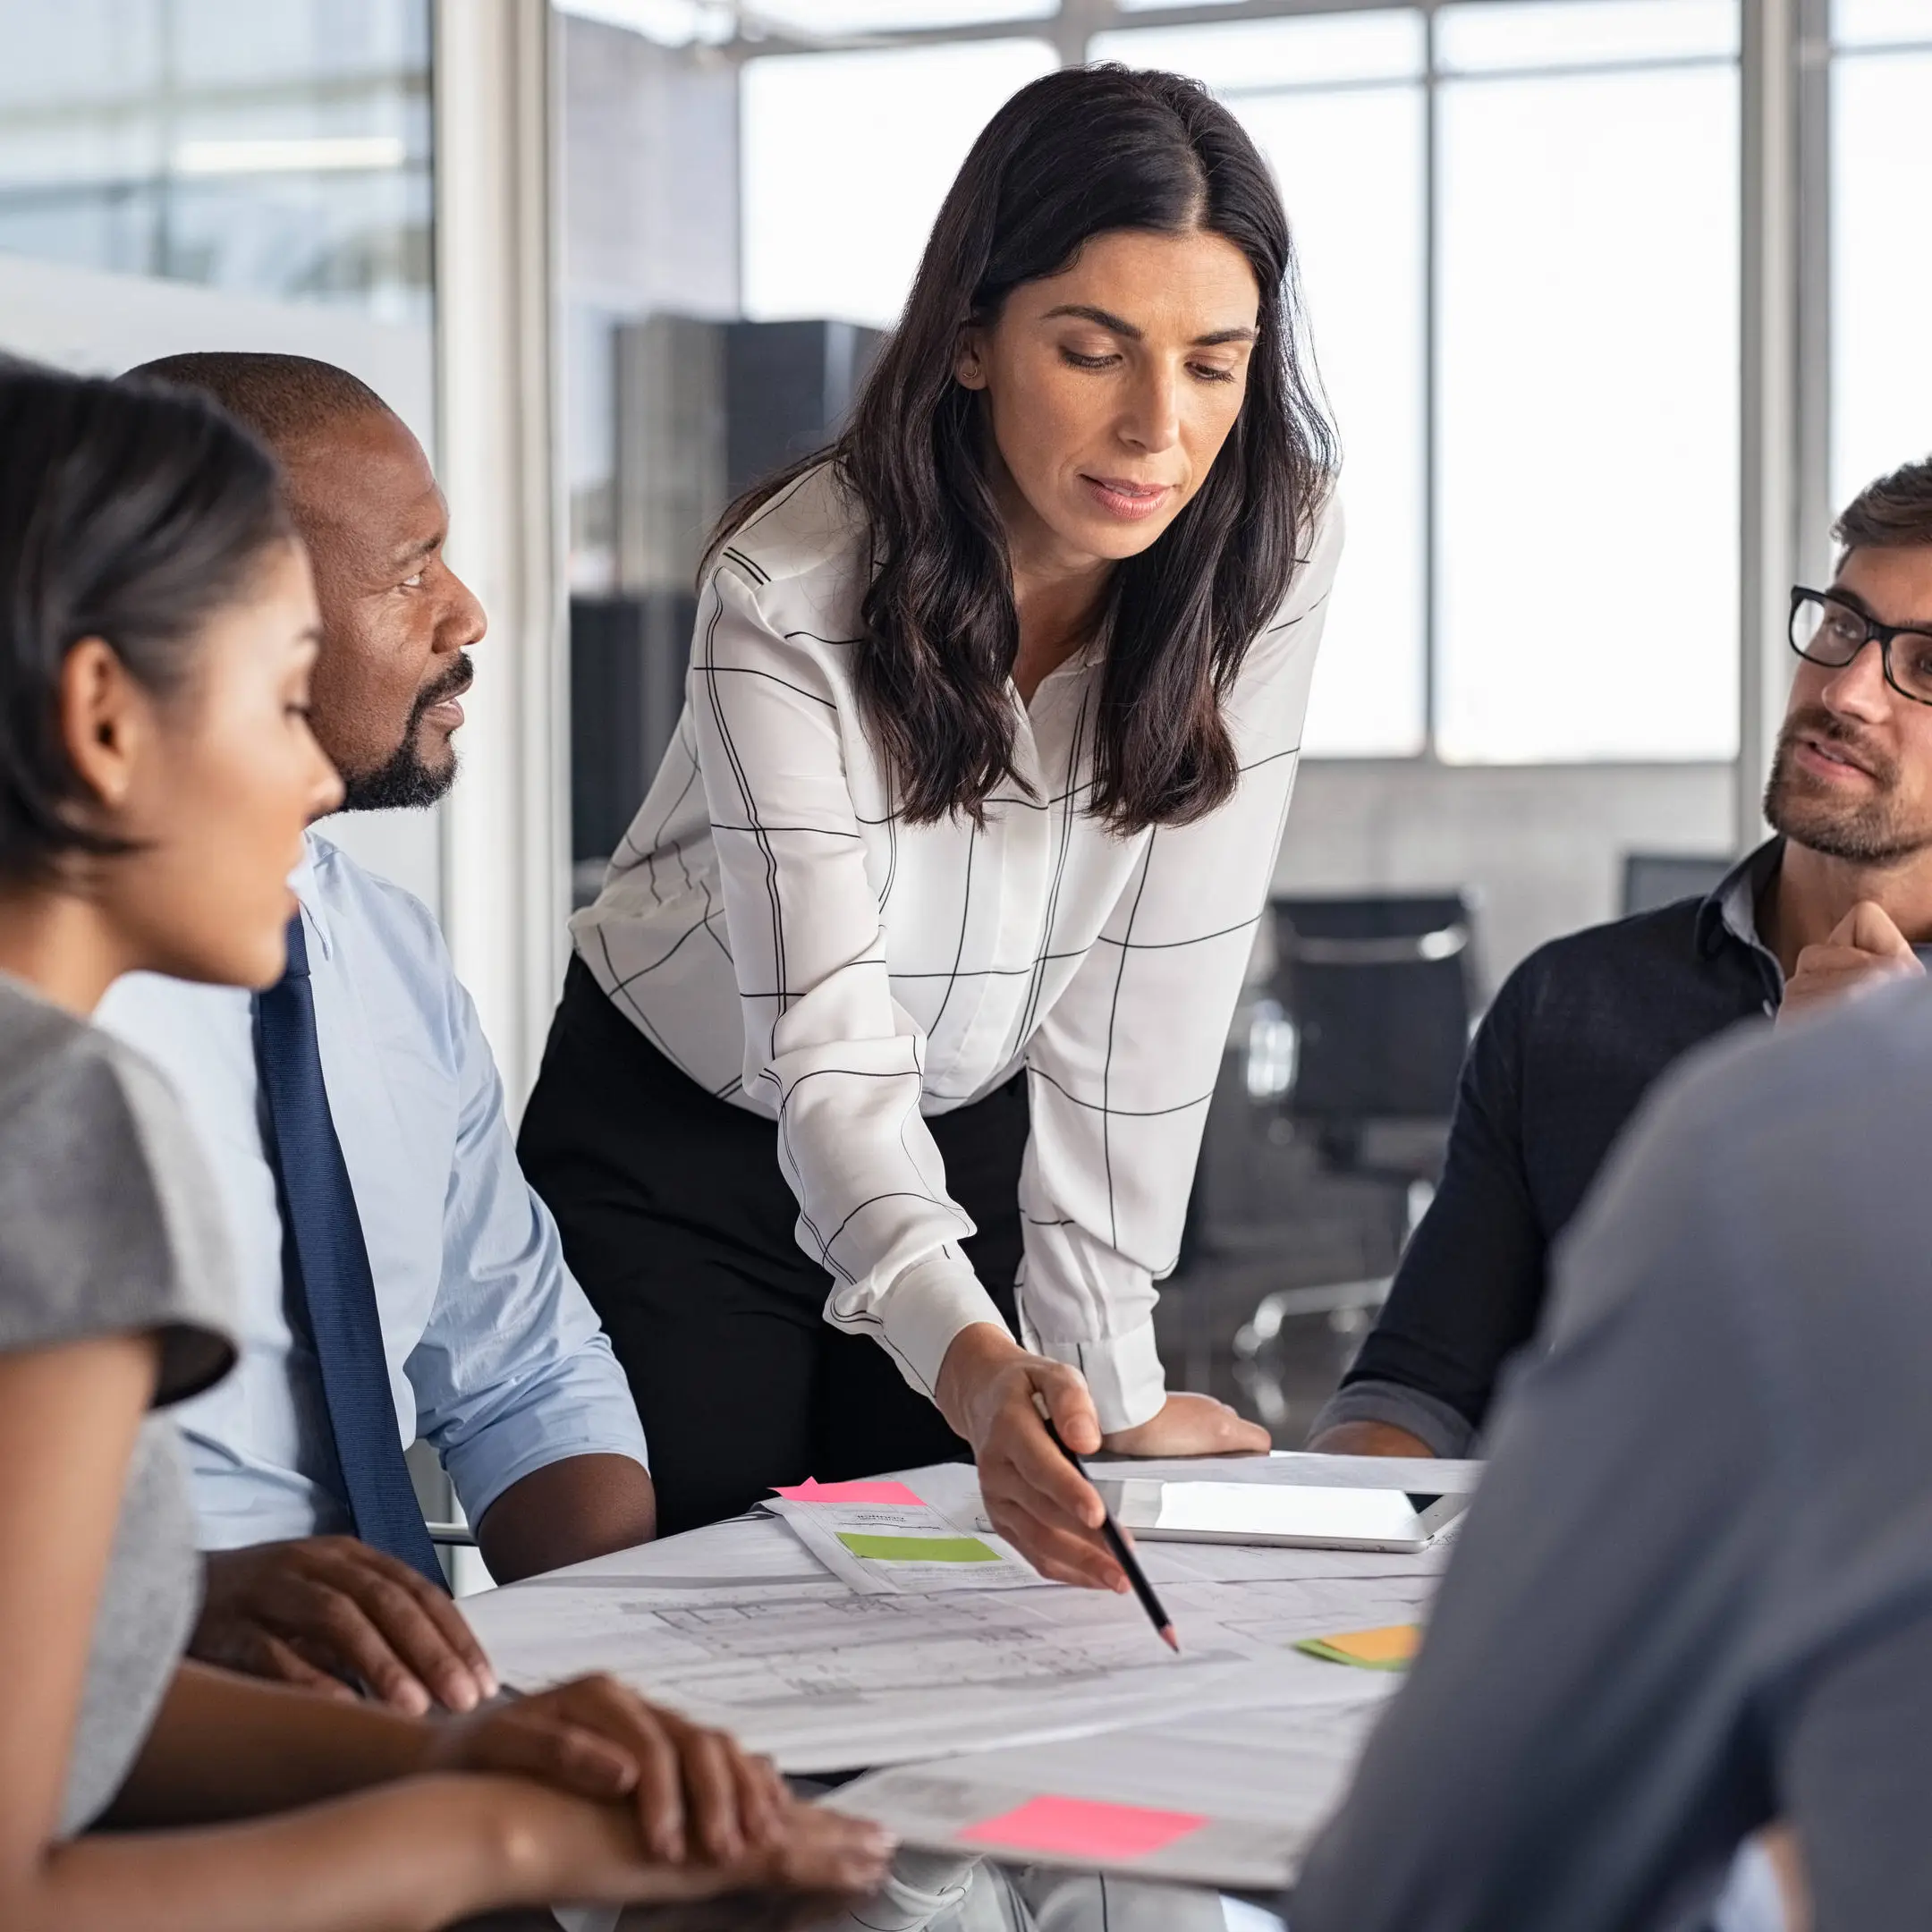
[292,830,335,963]
[1694,836,1785,965]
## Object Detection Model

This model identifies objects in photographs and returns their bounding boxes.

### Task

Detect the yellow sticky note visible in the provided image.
[1293,1623,1421,1671]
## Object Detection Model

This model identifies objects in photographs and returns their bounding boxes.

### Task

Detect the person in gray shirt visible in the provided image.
[1291,972,1932,1929]
[0,360,888,1928]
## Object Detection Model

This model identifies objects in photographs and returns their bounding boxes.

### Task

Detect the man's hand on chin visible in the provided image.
[1780,901,1925,1027]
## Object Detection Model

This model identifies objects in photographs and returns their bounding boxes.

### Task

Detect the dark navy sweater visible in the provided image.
[1317,841,1789,1453]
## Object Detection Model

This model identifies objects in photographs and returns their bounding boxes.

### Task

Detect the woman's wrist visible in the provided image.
[933,1323,1029,1440]
[435,1772,610,1914]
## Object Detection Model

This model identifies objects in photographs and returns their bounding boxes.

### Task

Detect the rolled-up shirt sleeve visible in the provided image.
[408,971,649,1527]
[1019,502,1340,1431]
[690,564,1005,1399]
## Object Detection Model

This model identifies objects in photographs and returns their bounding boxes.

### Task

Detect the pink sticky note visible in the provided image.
[957,1795,1207,1862]
[771,1477,926,1506]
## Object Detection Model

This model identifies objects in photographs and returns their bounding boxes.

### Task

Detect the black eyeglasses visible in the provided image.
[1790,587,1932,708]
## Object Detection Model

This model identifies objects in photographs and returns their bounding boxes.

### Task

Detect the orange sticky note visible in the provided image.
[1294,1623,1421,1670]
[772,1477,926,1506]
[958,1794,1206,1862]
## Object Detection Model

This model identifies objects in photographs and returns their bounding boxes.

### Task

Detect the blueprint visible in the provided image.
[462,1496,1437,1775]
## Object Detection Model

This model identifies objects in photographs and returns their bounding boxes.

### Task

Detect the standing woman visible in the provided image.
[522,64,1341,1584]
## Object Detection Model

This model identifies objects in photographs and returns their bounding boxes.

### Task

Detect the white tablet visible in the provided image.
[1092,1478,1468,1555]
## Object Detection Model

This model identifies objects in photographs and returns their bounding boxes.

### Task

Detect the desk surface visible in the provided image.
[456,1456,1451,1929]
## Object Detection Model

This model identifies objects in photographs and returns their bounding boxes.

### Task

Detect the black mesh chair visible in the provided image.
[1228,893,1479,1428]
[1271,893,1474,1146]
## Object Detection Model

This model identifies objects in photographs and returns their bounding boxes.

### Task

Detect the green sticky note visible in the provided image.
[837,1532,1001,1563]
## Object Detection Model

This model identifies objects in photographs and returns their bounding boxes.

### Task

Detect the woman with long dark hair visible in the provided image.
[522,64,1341,1586]
[0,360,888,1928]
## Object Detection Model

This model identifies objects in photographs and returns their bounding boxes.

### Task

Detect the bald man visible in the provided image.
[99,353,655,1715]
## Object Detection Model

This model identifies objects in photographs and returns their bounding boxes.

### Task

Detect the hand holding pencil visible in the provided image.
[1038,1410,1181,1653]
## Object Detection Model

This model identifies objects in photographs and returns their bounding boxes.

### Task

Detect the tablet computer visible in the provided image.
[1091,1478,1468,1555]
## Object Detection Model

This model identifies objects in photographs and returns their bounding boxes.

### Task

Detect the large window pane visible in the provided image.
[1092,14,1428,757]
[0,0,431,322]
[750,0,1055,30]
[1436,0,1737,72]
[741,38,1056,328]
[1436,55,1739,762]
[1831,47,1932,510]
[1091,13,1425,89]
[1833,0,1932,47]
[1237,89,1427,757]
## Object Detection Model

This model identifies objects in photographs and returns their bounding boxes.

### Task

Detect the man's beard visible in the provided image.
[340,655,473,812]
[1763,705,1932,865]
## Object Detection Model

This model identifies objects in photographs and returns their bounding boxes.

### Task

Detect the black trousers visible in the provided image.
[519,958,1026,1536]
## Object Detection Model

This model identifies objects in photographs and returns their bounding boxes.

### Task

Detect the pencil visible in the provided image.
[1040,1415,1181,1653]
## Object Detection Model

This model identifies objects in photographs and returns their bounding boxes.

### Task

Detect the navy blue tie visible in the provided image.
[253,914,445,1588]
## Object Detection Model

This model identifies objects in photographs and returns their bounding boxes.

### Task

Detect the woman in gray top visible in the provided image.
[0,364,890,1928]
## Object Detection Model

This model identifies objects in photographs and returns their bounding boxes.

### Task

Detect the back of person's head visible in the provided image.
[1836,455,1932,555]
[0,359,294,882]
[714,63,1335,835]
[122,351,389,460]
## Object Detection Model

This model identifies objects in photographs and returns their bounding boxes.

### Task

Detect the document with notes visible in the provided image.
[460,1482,1443,1774]
[767,1492,1046,1594]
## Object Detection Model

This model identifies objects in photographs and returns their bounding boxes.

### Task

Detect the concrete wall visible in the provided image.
[1275,759,1738,996]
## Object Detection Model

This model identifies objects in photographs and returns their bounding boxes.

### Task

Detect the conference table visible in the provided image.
[452,1453,1475,1932]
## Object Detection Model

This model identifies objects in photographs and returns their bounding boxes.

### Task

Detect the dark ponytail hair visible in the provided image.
[0,360,292,880]
[712,64,1335,833]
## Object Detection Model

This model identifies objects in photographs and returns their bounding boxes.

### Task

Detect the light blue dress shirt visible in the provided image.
[97,832,648,1550]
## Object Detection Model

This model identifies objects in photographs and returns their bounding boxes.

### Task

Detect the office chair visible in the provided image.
[1228,894,1478,1432]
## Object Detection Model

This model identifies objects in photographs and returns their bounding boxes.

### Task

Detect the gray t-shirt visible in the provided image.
[0,975,236,1834]
[1292,975,1932,1931]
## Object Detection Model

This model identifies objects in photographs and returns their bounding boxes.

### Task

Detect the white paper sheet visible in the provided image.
[767,1496,1046,1595]
[463,1538,1436,1776]
[831,1696,1394,1891]
[461,1462,1445,1780]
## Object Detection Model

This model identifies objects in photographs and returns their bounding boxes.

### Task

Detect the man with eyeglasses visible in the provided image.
[1309,453,1932,1465]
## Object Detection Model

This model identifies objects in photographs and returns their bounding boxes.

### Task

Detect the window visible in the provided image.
[741,38,1058,328]
[0,0,432,324]
[1098,0,1740,764]
[1095,12,1428,758]
[581,0,1917,776]
[1434,1,1740,762]
[1829,0,1932,511]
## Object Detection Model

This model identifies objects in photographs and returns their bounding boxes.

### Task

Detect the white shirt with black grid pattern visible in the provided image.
[571,462,1341,1433]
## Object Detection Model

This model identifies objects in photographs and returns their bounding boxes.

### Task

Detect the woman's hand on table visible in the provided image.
[474,1773,895,1914]
[936,1326,1273,1589]
[428,1672,790,1864]
[934,1325,1128,1592]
